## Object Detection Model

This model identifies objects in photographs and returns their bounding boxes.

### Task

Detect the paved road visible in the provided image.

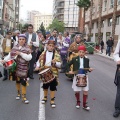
[45,55,119,120]
[0,55,120,120]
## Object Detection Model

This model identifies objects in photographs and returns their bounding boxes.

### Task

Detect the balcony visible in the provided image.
[56,4,64,9]
[57,10,64,15]
[5,13,9,19]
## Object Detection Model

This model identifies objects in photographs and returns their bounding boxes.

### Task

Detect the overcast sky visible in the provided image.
[20,0,53,19]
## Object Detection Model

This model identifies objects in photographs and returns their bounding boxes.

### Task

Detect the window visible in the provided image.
[102,20,104,27]
[118,0,120,5]
[0,9,1,17]
[0,0,2,6]
[96,22,98,28]
[104,0,107,11]
[108,18,112,26]
[116,16,120,25]
[92,23,94,29]
[110,0,114,8]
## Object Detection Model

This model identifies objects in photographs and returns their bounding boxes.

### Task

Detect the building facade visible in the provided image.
[15,0,20,29]
[53,0,79,33]
[0,0,19,35]
[34,13,52,32]
[26,10,40,25]
[85,0,120,47]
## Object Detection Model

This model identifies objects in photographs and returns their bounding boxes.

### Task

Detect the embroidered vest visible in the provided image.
[39,50,61,78]
[11,45,31,78]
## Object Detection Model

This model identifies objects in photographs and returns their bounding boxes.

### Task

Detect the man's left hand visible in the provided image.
[16,51,21,55]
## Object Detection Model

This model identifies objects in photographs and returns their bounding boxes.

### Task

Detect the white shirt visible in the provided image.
[27,34,32,45]
[14,36,18,46]
[6,39,11,47]
[45,51,53,66]
[114,39,120,62]
[79,57,84,68]
[27,33,39,47]
[36,51,61,68]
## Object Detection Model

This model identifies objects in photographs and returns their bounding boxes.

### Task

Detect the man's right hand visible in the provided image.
[117,61,120,64]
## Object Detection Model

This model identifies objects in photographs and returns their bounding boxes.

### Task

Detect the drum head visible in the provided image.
[39,68,50,74]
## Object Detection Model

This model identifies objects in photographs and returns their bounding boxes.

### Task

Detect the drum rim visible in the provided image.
[39,68,51,74]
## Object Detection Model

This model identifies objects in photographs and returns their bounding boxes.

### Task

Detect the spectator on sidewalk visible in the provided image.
[100,40,104,53]
[106,37,114,56]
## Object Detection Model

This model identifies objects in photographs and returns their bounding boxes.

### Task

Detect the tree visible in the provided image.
[22,23,29,30]
[112,0,117,41]
[48,19,65,33]
[39,22,46,36]
[98,0,103,44]
[76,0,91,34]
[88,0,93,41]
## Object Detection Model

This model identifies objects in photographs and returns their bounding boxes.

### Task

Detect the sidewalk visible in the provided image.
[94,49,114,60]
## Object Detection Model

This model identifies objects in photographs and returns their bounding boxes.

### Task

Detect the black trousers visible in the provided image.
[43,79,57,91]
[4,68,8,78]
[115,81,120,110]
[28,51,36,77]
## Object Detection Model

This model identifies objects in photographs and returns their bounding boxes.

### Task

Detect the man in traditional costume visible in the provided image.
[66,34,85,79]
[25,24,39,79]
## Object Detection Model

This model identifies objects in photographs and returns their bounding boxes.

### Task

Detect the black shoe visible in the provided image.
[29,76,34,79]
[3,77,8,81]
[113,110,120,118]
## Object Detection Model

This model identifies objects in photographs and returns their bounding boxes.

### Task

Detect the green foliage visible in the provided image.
[39,22,46,36]
[22,23,29,30]
[48,19,65,33]
[76,0,91,10]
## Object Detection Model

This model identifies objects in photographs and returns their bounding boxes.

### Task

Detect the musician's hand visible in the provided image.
[0,60,5,64]
[30,41,33,44]
[52,59,56,64]
[34,67,39,71]
[16,51,21,55]
[117,61,120,65]
[89,68,94,72]
[69,71,74,74]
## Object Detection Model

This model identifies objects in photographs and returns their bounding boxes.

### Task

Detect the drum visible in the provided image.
[4,59,15,69]
[76,74,87,87]
[39,68,55,84]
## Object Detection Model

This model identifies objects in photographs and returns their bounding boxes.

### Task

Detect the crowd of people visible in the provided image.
[0,24,120,118]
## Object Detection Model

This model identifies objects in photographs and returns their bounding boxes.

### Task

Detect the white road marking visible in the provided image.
[38,83,45,120]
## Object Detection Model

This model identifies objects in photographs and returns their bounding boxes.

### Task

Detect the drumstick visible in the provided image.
[66,68,94,74]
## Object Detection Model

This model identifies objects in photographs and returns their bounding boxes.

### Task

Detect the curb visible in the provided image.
[95,52,114,60]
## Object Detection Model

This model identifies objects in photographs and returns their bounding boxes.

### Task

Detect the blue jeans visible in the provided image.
[106,46,111,56]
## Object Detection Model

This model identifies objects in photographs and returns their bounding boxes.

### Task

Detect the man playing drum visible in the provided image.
[37,40,61,108]
[67,45,93,111]
[1,34,32,104]
[67,34,85,79]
